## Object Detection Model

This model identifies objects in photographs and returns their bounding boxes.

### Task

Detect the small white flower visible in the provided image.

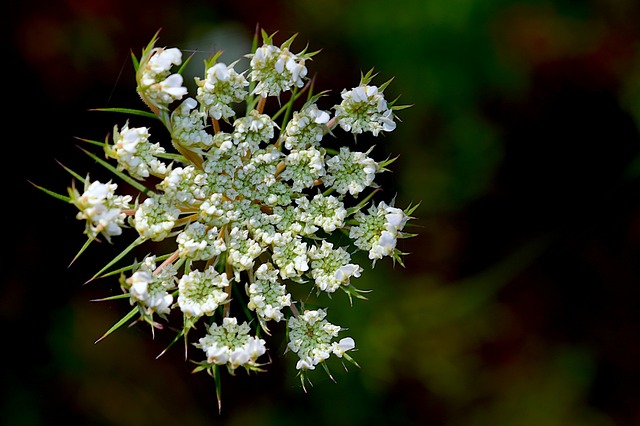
[125,255,177,320]
[71,179,132,242]
[196,61,249,120]
[137,47,187,110]
[195,317,267,371]
[287,309,354,370]
[177,221,226,260]
[178,265,230,318]
[247,263,291,324]
[324,147,378,196]
[349,201,410,263]
[334,83,396,136]
[308,241,362,293]
[133,196,181,242]
[106,122,168,180]
[171,97,214,151]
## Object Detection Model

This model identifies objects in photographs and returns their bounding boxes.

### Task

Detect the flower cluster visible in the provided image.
[38,28,418,408]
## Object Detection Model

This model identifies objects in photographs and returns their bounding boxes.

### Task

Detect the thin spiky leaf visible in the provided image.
[378,154,400,170]
[90,107,158,120]
[156,327,185,359]
[360,68,378,85]
[85,236,146,283]
[69,236,96,267]
[94,306,138,343]
[203,50,224,70]
[56,160,87,184]
[130,49,140,72]
[280,32,299,50]
[378,76,395,92]
[90,293,130,302]
[29,181,71,203]
[321,362,336,383]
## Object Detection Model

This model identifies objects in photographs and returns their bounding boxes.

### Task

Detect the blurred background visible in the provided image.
[6,0,640,424]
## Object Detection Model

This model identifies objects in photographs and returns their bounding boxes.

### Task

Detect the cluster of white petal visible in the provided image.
[287,309,355,370]
[126,255,177,319]
[67,33,415,387]
[324,147,379,196]
[137,47,188,110]
[247,44,308,97]
[195,317,267,370]
[247,263,291,324]
[71,179,132,242]
[107,122,168,180]
[349,201,410,262]
[196,61,249,120]
[178,265,230,318]
[334,84,396,136]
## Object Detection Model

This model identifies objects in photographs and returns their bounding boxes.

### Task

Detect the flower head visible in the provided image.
[46,29,417,408]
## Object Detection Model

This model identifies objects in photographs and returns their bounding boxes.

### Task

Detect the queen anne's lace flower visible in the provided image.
[171,98,214,151]
[247,43,308,97]
[283,103,330,150]
[272,232,309,280]
[279,148,325,192]
[133,196,181,241]
[232,109,276,154]
[53,30,416,404]
[308,241,362,293]
[177,221,226,260]
[247,263,291,326]
[157,165,209,208]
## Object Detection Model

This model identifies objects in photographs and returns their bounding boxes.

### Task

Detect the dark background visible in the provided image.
[6,0,640,425]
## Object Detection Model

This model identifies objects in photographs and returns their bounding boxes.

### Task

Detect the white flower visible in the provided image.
[126,255,177,320]
[283,103,329,150]
[232,109,276,154]
[106,122,168,180]
[227,227,264,276]
[137,47,187,110]
[157,165,209,208]
[247,263,291,325]
[196,61,249,120]
[177,221,226,260]
[272,233,309,280]
[279,148,325,192]
[71,179,132,242]
[195,317,267,371]
[247,43,308,97]
[349,201,410,263]
[171,97,214,151]
[178,265,230,318]
[334,84,396,136]
[324,147,378,196]
[308,241,362,293]
[287,309,354,370]
[133,196,181,242]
